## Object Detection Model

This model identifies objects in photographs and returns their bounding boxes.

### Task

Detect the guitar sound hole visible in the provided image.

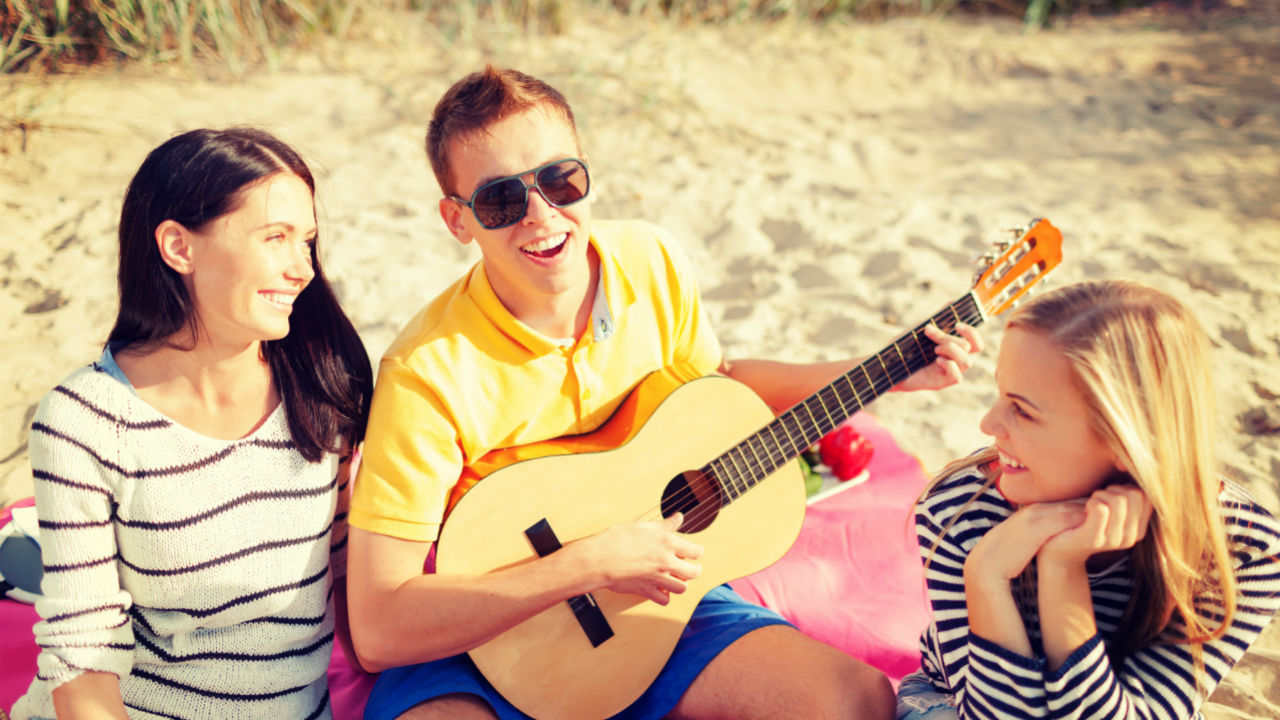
[660,470,722,533]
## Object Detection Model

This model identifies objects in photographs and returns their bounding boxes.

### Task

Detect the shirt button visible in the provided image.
[583,390,592,399]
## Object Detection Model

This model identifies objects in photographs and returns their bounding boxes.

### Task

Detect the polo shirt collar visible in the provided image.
[469,230,637,354]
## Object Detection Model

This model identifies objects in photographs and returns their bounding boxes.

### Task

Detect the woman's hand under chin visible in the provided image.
[1036,484,1154,569]
[965,501,1089,588]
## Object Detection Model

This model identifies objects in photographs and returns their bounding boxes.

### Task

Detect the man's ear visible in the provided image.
[156,220,196,274]
[439,197,473,245]
[581,153,598,205]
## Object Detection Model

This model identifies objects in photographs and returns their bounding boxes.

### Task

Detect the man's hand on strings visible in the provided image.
[571,513,704,605]
[895,323,983,392]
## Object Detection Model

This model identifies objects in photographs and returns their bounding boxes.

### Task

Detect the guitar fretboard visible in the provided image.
[707,291,985,502]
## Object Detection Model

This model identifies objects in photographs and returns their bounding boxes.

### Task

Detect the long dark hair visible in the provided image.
[109,127,372,461]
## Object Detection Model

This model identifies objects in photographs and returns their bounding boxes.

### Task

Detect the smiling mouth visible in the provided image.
[261,292,298,311]
[521,233,567,259]
[997,449,1026,470]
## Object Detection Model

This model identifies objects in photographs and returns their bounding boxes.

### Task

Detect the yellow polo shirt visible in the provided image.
[349,220,723,542]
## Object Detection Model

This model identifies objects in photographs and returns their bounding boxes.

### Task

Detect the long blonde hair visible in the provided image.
[928,279,1235,667]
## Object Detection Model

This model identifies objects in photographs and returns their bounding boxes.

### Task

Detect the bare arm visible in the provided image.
[333,578,363,674]
[51,672,129,720]
[720,324,982,412]
[346,515,703,672]
[330,449,364,672]
[1036,485,1152,670]
[963,503,1087,658]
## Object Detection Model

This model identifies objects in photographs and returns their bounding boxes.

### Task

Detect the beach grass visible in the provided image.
[2,0,1150,76]
[0,0,1148,150]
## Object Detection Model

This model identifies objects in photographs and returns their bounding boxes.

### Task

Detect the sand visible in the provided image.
[1,2,1277,715]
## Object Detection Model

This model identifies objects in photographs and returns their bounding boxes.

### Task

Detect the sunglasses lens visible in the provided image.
[473,178,529,229]
[0,534,43,594]
[536,161,589,207]
[468,160,590,229]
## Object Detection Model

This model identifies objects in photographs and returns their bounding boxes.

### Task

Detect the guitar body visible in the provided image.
[436,368,806,720]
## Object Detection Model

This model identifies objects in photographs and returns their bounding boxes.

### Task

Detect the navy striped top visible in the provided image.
[912,467,1280,719]
[12,361,349,720]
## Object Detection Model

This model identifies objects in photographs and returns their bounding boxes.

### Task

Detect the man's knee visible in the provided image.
[837,658,895,719]
[673,625,895,720]
[395,693,499,720]
[797,653,895,720]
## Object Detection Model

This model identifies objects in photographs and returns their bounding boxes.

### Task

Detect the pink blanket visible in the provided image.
[729,411,932,684]
[2,412,929,717]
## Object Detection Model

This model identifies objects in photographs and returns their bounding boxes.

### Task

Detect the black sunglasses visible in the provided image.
[451,158,590,230]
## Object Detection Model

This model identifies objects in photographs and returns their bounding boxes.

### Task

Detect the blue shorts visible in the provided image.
[363,585,789,720]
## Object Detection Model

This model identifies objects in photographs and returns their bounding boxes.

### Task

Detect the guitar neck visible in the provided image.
[709,291,986,503]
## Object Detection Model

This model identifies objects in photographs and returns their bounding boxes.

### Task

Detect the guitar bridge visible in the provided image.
[525,519,615,647]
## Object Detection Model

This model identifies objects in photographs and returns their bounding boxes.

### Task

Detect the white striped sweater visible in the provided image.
[12,362,349,720]
[912,468,1280,720]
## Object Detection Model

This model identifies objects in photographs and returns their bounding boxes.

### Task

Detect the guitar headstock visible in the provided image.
[972,218,1063,318]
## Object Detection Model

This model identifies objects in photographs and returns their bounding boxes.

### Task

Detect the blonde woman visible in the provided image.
[898,280,1280,719]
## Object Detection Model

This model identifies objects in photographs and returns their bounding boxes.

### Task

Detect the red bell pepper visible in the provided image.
[818,423,875,481]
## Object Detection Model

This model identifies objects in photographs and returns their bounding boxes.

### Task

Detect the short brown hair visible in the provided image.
[426,66,578,197]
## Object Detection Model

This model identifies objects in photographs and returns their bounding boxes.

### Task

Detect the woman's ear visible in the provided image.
[438,197,473,246]
[156,220,196,274]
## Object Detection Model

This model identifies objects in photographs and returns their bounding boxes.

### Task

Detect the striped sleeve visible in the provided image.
[29,381,136,689]
[1042,486,1280,720]
[329,448,357,580]
[914,470,1053,717]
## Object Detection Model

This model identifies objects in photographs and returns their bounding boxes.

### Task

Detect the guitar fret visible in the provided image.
[834,378,861,416]
[909,329,929,362]
[732,443,747,491]
[710,457,740,501]
[781,414,803,458]
[764,420,789,472]
[798,402,818,442]
[742,443,762,488]
[774,415,797,464]
[859,364,876,397]
[801,403,819,442]
[815,386,840,432]
[763,431,784,471]
[817,394,837,436]
[728,455,747,499]
[851,371,871,407]
[874,354,893,389]
[745,434,772,481]
[891,343,908,378]
[865,363,885,397]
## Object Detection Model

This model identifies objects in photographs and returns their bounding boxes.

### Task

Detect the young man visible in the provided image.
[347,66,982,720]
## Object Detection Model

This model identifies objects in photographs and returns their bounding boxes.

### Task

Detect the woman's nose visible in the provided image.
[287,241,315,284]
[978,402,1003,438]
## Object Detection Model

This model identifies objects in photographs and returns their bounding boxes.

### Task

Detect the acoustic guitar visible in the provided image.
[436,218,1064,720]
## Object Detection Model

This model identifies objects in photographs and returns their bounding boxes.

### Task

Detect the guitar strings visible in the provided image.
[639,307,976,528]
[628,297,987,532]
